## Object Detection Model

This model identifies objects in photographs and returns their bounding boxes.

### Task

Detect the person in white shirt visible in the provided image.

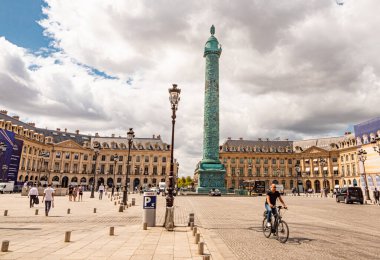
[42,184,55,216]
[98,183,105,200]
[28,184,39,208]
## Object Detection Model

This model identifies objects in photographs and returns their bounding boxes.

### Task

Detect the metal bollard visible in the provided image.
[195,233,200,244]
[93,208,97,213]
[193,227,197,236]
[190,222,194,230]
[35,209,39,215]
[109,227,114,236]
[198,242,204,255]
[64,231,71,242]
[143,222,147,230]
[119,204,124,212]
[1,240,10,252]
[67,208,71,214]
[118,200,120,204]
[203,255,210,260]
[188,213,195,226]
[4,210,8,216]
[132,198,135,206]
[114,201,117,205]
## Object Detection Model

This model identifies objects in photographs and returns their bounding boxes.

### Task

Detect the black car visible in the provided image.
[336,187,364,204]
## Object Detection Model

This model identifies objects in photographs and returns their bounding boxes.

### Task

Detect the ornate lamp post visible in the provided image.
[358,149,370,201]
[112,153,118,197]
[90,143,101,198]
[319,158,327,193]
[123,128,134,205]
[164,83,181,231]
[295,164,301,196]
[2,164,8,182]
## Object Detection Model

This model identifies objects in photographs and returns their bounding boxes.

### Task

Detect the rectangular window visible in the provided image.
[118,165,122,174]
[305,159,310,164]
[347,165,350,175]
[352,164,356,175]
[64,163,69,172]
[239,167,244,176]
[136,156,140,163]
[54,162,60,171]
[272,159,276,165]
[145,156,149,163]
[162,167,166,175]
[83,165,87,173]
[231,158,236,163]
[341,156,344,162]
[247,158,252,163]
[73,164,78,173]
[231,167,235,175]
[144,167,149,175]
[223,158,227,163]
[345,155,349,161]
[264,158,268,164]
[56,152,61,159]
[119,156,123,161]
[256,158,260,164]
[280,159,284,164]
[74,154,79,160]
[248,168,252,176]
[135,166,140,175]
[109,165,114,174]
[239,158,244,164]
[65,153,70,159]
[153,166,157,175]
[351,154,354,160]
[296,160,300,165]
[154,157,158,163]
[100,164,105,174]
[162,157,166,163]
[332,157,338,163]
[264,167,268,175]
[84,154,88,161]
[256,167,261,176]
[101,155,106,161]
[288,167,292,176]
[288,159,292,164]
[341,166,345,176]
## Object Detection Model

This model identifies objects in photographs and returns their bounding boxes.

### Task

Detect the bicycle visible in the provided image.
[262,205,289,243]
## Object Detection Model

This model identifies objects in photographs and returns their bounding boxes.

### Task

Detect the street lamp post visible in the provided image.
[295,164,301,196]
[112,153,118,197]
[358,149,370,201]
[90,143,101,198]
[164,83,181,231]
[319,158,327,196]
[2,164,8,182]
[123,128,134,205]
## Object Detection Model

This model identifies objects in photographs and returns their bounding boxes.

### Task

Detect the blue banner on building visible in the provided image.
[0,129,23,182]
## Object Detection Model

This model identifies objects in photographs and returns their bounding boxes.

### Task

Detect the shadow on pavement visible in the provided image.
[286,237,314,245]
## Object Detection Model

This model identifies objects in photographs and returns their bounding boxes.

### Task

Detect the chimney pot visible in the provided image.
[111,134,115,138]
[12,115,20,120]
[64,128,67,133]
[75,130,79,134]
[0,110,8,115]
[57,128,61,132]
[95,132,99,137]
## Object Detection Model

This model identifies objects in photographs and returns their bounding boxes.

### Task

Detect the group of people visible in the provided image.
[68,185,84,202]
[27,183,55,216]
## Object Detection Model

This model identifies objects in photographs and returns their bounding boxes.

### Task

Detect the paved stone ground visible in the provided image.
[176,195,380,260]
[1,193,379,259]
[0,192,213,260]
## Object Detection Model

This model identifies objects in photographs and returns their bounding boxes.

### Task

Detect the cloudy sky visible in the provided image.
[1,0,379,176]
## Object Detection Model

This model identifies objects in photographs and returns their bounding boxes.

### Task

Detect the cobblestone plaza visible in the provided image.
[0,193,379,259]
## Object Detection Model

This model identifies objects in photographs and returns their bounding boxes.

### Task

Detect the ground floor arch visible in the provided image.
[133,178,140,189]
[62,176,69,188]
[314,180,321,193]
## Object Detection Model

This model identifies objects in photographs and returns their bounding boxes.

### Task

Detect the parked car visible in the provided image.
[209,188,221,196]
[336,187,364,204]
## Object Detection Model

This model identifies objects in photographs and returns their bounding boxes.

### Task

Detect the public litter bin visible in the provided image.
[143,191,157,227]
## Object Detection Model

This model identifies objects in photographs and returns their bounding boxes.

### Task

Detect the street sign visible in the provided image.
[143,192,157,209]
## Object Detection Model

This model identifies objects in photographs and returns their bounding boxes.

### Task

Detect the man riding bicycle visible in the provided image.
[265,184,287,227]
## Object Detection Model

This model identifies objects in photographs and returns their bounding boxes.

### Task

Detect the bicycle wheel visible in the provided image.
[262,218,272,238]
[276,220,289,243]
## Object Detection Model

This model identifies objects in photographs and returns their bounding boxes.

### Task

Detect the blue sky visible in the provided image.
[0,0,50,51]
[0,1,379,176]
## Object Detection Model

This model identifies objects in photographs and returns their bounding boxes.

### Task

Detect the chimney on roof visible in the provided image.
[258,138,262,141]
[227,137,231,140]
[27,122,35,127]
[266,138,269,141]
[57,128,61,132]
[157,135,161,139]
[12,115,20,120]
[239,137,243,140]
[64,128,67,133]
[111,134,115,138]
[0,110,8,115]
[75,130,79,135]
[153,134,155,139]
[95,132,99,137]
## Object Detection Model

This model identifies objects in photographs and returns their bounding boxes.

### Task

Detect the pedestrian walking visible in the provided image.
[28,184,39,208]
[111,185,115,197]
[78,186,83,201]
[42,184,54,216]
[373,188,380,205]
[68,185,74,201]
[73,186,78,202]
[98,183,105,200]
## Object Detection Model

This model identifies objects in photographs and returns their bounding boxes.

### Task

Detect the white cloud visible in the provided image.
[1,0,380,176]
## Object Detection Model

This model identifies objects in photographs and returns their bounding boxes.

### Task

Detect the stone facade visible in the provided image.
[0,110,178,190]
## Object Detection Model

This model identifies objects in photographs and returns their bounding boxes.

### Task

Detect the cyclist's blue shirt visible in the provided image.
[266,191,280,205]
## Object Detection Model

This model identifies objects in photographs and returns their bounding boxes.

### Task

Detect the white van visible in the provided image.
[275,184,285,195]
[0,181,15,194]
